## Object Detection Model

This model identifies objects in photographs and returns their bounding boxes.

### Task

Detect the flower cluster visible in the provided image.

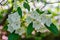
[7,12,26,35]
[7,12,21,33]
[7,0,59,35]
[25,11,52,32]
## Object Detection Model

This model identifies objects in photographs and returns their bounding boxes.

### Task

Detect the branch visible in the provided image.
[41,1,60,9]
[0,0,14,26]
[46,1,60,4]
[0,7,13,25]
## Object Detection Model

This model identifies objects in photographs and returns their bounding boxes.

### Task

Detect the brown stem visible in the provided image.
[0,7,13,25]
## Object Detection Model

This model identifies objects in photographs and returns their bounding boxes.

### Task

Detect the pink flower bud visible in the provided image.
[2,35,8,40]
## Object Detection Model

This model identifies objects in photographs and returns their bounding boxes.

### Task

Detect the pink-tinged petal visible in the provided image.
[2,35,8,40]
[2,31,7,35]
[0,25,3,30]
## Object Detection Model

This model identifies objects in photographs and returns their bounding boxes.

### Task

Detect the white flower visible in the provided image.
[29,11,41,22]
[45,18,52,26]
[7,12,21,32]
[7,12,20,23]
[33,21,49,32]
[25,16,33,26]
[11,22,20,30]
[22,8,28,16]
[15,27,26,35]
[40,13,47,23]
[40,13,52,27]
[7,24,14,33]
[34,2,44,9]
[33,21,42,32]
[29,2,36,11]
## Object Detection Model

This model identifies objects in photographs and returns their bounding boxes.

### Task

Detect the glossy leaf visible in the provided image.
[23,2,30,11]
[36,9,44,15]
[8,33,19,40]
[17,7,22,18]
[27,22,34,35]
[45,23,59,35]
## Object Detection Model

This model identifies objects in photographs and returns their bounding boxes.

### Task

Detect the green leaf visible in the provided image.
[47,10,52,14]
[45,23,59,35]
[19,0,24,2]
[8,33,19,40]
[23,2,30,11]
[17,7,22,18]
[27,22,34,35]
[0,15,3,19]
[25,0,28,2]
[36,9,44,15]
[3,25,8,31]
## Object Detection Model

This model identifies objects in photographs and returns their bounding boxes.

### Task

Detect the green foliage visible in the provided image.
[0,15,3,19]
[27,22,34,35]
[19,0,24,2]
[0,0,60,40]
[47,10,52,14]
[8,33,19,40]
[23,2,30,11]
[17,7,22,18]
[45,23,59,35]
[36,9,44,15]
[3,25,8,31]
[25,0,28,2]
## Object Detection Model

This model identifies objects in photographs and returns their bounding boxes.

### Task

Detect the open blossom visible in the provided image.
[33,21,42,32]
[7,12,20,23]
[40,13,52,27]
[7,12,21,33]
[25,11,52,32]
[7,24,14,33]
[15,27,26,35]
[29,2,36,11]
[33,21,49,33]
[28,11,52,27]
[25,16,33,26]
[29,11,41,22]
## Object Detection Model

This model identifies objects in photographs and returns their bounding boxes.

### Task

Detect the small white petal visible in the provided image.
[15,27,26,35]
[11,23,20,30]
[7,24,14,33]
[45,18,52,27]
[26,16,33,25]
[29,11,41,22]
[33,21,42,31]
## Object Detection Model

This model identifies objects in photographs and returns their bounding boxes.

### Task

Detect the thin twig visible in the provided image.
[41,1,60,9]
[0,7,13,25]
[46,1,60,4]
